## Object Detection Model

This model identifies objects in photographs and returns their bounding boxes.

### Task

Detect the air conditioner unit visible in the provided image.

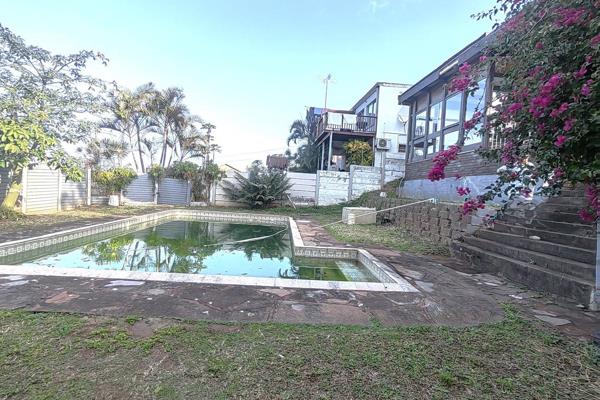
[376,138,391,150]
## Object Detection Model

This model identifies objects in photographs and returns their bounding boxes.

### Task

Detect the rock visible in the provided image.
[528,235,541,240]
[534,315,571,326]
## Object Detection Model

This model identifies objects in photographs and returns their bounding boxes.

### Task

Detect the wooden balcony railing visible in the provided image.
[316,112,377,138]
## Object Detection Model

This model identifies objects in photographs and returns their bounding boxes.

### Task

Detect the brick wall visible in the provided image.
[405,150,499,181]
[361,193,489,246]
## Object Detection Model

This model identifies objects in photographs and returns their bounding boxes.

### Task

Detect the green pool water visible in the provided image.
[7,220,378,282]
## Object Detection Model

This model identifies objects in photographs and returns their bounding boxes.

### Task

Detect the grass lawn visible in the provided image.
[0,307,598,399]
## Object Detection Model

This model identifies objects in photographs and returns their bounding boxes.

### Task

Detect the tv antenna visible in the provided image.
[322,73,333,110]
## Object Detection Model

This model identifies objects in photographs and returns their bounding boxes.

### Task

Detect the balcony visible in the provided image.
[315,111,376,142]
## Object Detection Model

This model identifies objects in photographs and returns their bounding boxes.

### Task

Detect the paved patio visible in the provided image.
[0,213,598,339]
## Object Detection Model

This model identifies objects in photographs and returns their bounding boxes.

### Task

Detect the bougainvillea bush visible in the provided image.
[430,0,599,221]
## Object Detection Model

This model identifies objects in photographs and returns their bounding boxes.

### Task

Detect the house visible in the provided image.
[266,154,288,170]
[397,33,501,202]
[312,82,411,182]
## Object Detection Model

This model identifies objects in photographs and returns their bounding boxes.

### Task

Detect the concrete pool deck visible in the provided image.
[0,210,598,338]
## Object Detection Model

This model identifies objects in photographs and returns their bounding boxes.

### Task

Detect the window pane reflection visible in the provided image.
[414,141,425,157]
[444,130,459,150]
[444,93,461,127]
[427,138,437,155]
[429,102,442,134]
[415,110,426,137]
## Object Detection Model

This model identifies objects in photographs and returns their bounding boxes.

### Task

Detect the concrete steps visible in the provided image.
[464,236,595,281]
[475,229,596,265]
[452,189,597,306]
[452,241,594,306]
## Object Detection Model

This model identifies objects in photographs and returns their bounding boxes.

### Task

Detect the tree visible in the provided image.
[146,87,189,168]
[222,161,292,208]
[429,0,599,222]
[344,139,373,167]
[0,23,107,180]
[102,83,155,173]
[286,117,319,173]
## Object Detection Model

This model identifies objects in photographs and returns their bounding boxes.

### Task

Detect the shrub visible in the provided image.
[344,140,373,167]
[93,167,137,196]
[147,164,165,183]
[221,161,292,208]
[0,205,24,220]
[168,161,198,182]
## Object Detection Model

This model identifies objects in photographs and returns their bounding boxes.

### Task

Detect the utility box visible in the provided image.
[342,207,376,225]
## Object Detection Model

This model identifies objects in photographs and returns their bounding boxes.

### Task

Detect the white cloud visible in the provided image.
[368,0,391,14]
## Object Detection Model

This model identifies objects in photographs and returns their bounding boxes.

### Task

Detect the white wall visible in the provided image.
[374,85,410,182]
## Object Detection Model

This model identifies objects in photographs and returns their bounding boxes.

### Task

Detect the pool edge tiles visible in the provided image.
[0,210,418,293]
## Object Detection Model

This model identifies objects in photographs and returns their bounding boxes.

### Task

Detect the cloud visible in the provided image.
[368,0,390,13]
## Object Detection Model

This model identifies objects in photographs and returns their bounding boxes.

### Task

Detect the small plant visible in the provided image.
[221,161,292,208]
[0,205,24,220]
[344,140,373,167]
[93,167,137,205]
[147,164,165,183]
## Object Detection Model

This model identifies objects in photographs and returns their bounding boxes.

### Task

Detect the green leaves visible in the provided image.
[222,161,292,208]
[344,140,374,167]
[93,167,137,195]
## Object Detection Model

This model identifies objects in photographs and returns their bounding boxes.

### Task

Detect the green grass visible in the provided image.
[0,307,598,399]
[326,223,450,256]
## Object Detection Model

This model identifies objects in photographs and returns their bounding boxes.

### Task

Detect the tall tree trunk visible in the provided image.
[128,133,139,172]
[159,124,168,167]
[135,123,145,172]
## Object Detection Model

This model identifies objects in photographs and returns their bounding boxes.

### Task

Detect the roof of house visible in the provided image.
[266,154,288,170]
[350,82,412,112]
[397,33,493,105]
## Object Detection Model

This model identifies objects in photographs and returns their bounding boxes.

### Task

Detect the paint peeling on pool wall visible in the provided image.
[0,210,417,293]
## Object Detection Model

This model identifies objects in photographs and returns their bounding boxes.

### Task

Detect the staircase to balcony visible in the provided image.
[452,187,597,307]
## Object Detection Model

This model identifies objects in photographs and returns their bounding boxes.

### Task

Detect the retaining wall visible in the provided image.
[361,193,493,246]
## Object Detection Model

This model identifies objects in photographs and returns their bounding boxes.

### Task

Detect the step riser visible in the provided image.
[500,215,595,236]
[536,203,583,214]
[545,197,588,206]
[452,243,593,306]
[534,211,590,224]
[464,237,595,281]
[476,229,595,264]
[493,223,596,250]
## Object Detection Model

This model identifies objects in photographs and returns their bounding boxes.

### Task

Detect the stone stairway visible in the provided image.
[452,187,597,307]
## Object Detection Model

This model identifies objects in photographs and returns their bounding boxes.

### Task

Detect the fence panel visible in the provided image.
[158,178,190,206]
[287,172,316,204]
[61,174,88,210]
[24,167,60,214]
[0,168,10,204]
[122,174,154,204]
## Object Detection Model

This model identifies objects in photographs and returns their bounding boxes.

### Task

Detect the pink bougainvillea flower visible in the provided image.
[563,119,575,132]
[506,102,523,114]
[549,103,569,118]
[581,81,592,97]
[578,184,600,222]
[460,197,486,215]
[427,145,461,181]
[554,135,568,147]
[592,33,600,46]
[479,55,488,63]
[458,62,471,75]
[456,186,471,196]
[535,41,543,50]
[554,7,587,27]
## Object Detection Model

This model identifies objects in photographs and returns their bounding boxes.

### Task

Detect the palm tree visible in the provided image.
[287,117,319,173]
[102,85,152,173]
[146,87,189,168]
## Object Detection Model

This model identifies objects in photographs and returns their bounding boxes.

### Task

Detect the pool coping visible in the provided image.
[0,210,418,293]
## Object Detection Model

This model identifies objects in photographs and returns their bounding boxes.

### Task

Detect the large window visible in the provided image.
[366,100,376,116]
[407,70,489,163]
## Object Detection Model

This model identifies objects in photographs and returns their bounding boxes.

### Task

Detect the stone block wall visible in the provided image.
[361,193,492,246]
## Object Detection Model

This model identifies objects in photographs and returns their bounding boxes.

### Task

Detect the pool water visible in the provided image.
[9,220,378,282]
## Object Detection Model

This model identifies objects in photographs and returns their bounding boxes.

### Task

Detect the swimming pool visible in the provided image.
[5,220,377,282]
[0,210,416,292]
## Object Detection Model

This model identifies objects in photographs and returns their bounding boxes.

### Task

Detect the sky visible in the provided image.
[1,0,495,169]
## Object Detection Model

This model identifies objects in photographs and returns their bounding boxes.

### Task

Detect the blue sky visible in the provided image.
[1,0,494,168]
